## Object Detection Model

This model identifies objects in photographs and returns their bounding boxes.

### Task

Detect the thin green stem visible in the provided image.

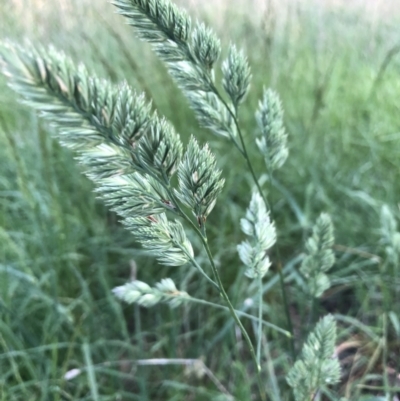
[238,137,269,208]
[278,266,296,359]
[201,233,266,401]
[158,172,218,288]
[211,84,296,360]
[166,183,266,399]
[211,84,269,208]
[189,256,219,291]
[257,274,263,366]
[183,296,291,337]
[307,297,316,332]
[382,313,392,400]
[262,335,282,401]
[164,183,220,284]
[268,169,296,360]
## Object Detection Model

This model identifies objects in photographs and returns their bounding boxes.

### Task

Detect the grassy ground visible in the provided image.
[1,0,400,400]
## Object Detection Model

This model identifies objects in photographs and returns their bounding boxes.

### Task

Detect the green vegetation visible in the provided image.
[1,1,400,400]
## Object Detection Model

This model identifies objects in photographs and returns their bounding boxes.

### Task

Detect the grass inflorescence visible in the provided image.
[1,0,400,400]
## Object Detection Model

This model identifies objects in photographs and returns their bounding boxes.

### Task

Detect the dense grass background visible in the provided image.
[1,0,400,400]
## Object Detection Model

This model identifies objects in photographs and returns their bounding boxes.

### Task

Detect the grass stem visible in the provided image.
[257,274,263,367]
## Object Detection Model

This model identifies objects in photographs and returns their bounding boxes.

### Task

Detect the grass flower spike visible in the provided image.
[300,213,335,298]
[0,43,194,268]
[256,88,289,171]
[113,0,241,141]
[237,192,276,279]
[287,315,341,401]
[222,44,251,109]
[176,136,225,225]
[113,278,189,307]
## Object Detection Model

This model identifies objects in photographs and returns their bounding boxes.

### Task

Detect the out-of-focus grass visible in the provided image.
[1,0,400,399]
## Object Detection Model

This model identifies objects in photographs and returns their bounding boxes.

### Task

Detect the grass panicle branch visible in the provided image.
[114,278,291,337]
[0,43,195,268]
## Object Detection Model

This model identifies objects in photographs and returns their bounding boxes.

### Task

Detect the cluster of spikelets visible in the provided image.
[287,315,343,401]
[237,192,276,279]
[113,278,189,308]
[0,0,344,399]
[300,213,335,298]
[0,44,224,268]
